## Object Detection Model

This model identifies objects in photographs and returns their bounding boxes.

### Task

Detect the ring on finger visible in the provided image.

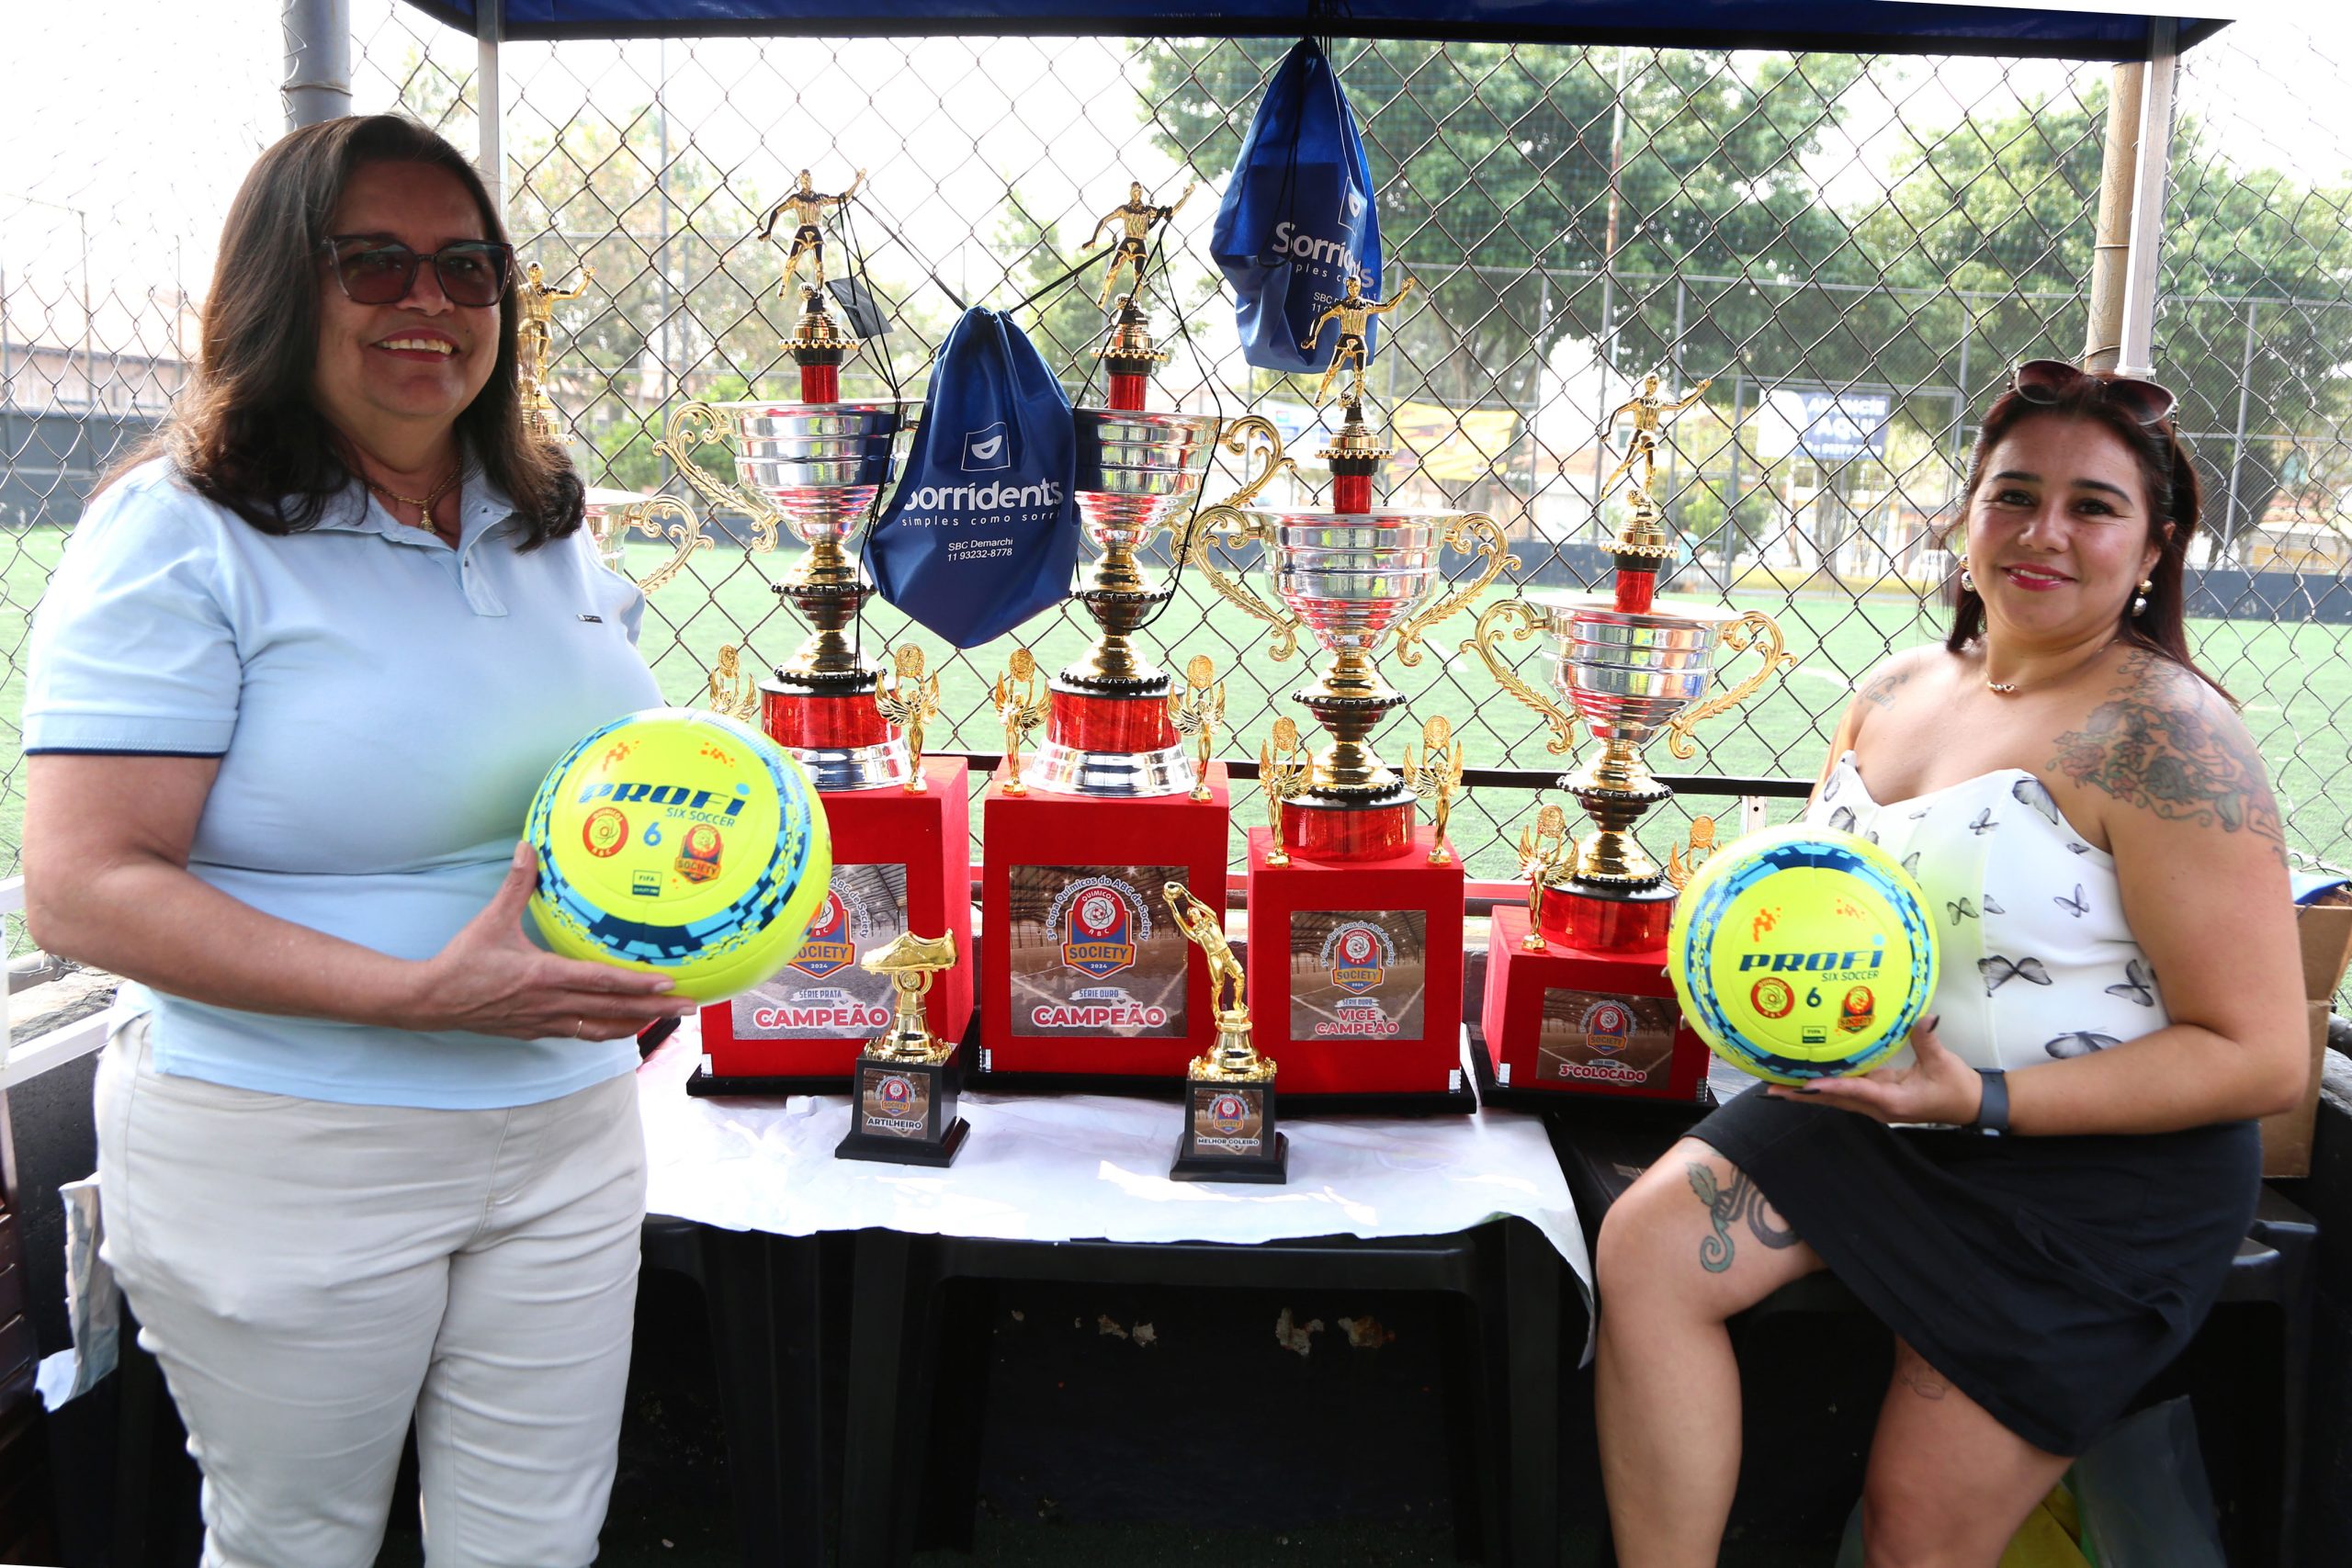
[571,1017,583,1039]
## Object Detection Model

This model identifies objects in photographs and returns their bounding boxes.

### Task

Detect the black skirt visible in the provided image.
[1690,1089,2259,1456]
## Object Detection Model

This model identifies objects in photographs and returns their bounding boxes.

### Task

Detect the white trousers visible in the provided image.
[96,1016,647,1568]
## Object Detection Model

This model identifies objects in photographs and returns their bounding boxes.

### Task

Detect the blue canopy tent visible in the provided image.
[392,2,2224,60]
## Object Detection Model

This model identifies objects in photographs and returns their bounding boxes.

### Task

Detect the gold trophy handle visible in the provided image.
[656,401,783,554]
[614,496,712,594]
[1663,609,1793,760]
[1463,597,1578,757]
[1209,414,1296,511]
[1187,503,1299,663]
[1394,513,1518,669]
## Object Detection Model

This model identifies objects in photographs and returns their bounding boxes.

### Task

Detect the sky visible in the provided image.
[6,0,2350,365]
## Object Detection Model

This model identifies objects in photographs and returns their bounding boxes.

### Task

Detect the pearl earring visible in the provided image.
[1958,554,1975,592]
[2132,577,2152,615]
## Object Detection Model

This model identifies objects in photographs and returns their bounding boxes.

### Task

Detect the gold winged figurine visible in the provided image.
[874,644,941,793]
[706,644,761,722]
[859,929,959,1063]
[1259,715,1311,867]
[1516,805,1571,952]
[1667,815,1719,890]
[1399,716,1465,865]
[993,647,1049,795]
[1166,654,1225,803]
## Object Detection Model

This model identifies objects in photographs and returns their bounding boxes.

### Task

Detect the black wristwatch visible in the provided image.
[1969,1067,2010,1137]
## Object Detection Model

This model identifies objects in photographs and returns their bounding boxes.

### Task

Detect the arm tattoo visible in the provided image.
[1896,1359,1951,1401]
[2048,651,2288,866]
[1859,665,1914,709]
[1686,1161,1800,1274]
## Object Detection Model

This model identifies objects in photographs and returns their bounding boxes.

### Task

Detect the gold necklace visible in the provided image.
[1984,637,2117,696]
[367,468,461,528]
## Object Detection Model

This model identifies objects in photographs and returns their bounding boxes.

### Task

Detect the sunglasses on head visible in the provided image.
[2009,359,2177,427]
[320,236,514,309]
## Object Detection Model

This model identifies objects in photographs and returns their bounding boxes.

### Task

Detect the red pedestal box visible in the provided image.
[978,764,1231,1085]
[1240,827,1469,1108]
[1476,906,1711,1106]
[693,757,974,1094]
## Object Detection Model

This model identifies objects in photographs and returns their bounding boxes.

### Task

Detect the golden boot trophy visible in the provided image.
[1162,884,1286,1183]
[834,930,969,1166]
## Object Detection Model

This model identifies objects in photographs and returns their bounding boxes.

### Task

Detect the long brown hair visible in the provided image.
[1945,377,2228,700]
[111,115,580,546]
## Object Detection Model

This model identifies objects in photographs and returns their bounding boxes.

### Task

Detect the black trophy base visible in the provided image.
[1169,1079,1289,1184]
[835,1055,969,1167]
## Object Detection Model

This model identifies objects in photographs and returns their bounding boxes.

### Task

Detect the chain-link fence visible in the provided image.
[7,6,2352,907]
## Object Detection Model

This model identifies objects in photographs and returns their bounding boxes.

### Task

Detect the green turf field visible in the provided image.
[3,527,2346,892]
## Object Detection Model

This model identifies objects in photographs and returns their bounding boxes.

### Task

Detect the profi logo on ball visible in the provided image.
[961,422,1010,471]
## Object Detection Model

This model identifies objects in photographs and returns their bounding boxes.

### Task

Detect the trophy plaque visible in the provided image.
[1162,884,1286,1183]
[1464,376,1788,1104]
[836,931,971,1166]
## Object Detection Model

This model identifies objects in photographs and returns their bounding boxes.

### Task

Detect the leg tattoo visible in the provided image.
[1686,1161,1799,1274]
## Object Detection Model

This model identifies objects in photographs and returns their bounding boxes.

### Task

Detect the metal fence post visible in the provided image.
[2117,17,2180,379]
[281,0,351,130]
[477,0,505,212]
[2225,297,2259,559]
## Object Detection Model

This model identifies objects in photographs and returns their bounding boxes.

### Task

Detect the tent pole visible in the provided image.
[2080,57,2145,373]
[477,0,505,213]
[281,0,352,130]
[2114,17,2178,379]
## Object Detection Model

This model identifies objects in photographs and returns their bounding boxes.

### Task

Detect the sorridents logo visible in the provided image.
[962,423,1010,471]
[1318,920,1396,996]
[1581,999,1633,1057]
[1269,219,1353,271]
[1052,879,1143,979]
[789,888,855,979]
[900,478,1066,513]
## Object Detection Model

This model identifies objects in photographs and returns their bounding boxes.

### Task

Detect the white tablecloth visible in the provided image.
[637,1026,1594,1332]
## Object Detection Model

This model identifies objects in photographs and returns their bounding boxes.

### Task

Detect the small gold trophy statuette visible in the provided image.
[993,647,1049,796]
[1167,654,1225,804]
[1401,716,1464,865]
[1597,368,1713,507]
[1517,806,1571,952]
[1259,716,1311,868]
[705,645,762,723]
[1302,273,1417,409]
[1667,816,1718,891]
[1161,883,1286,1183]
[1086,178,1196,311]
[836,929,970,1167]
[518,261,594,438]
[757,167,866,299]
[875,645,941,794]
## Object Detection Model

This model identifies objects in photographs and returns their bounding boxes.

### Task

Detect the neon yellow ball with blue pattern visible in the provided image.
[1668,826,1938,1084]
[526,707,831,1002]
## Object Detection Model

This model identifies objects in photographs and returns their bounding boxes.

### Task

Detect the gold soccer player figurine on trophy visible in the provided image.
[757,167,867,299]
[1302,273,1417,409]
[835,931,969,1166]
[518,261,594,438]
[1597,369,1713,503]
[1087,178,1196,310]
[1161,883,1286,1183]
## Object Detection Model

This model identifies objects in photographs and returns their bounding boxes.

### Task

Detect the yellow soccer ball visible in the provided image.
[526,707,832,1003]
[1668,825,1938,1084]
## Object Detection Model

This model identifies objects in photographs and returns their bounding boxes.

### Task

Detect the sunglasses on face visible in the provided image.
[320,236,514,309]
[2009,358,2177,427]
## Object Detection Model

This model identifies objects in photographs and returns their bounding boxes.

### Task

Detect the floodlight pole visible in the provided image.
[478,0,506,212]
[281,0,352,130]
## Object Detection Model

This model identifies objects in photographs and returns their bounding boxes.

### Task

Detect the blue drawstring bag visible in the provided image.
[1209,38,1384,375]
[867,307,1080,649]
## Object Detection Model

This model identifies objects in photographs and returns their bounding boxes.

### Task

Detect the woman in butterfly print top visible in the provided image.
[1595,367,2307,1568]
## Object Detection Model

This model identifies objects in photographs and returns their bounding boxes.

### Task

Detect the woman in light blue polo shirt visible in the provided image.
[20,116,687,1566]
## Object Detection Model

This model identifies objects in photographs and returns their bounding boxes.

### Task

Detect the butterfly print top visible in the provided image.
[1808,752,2169,1074]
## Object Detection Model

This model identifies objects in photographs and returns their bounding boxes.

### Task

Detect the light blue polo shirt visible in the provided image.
[24,457,665,1108]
